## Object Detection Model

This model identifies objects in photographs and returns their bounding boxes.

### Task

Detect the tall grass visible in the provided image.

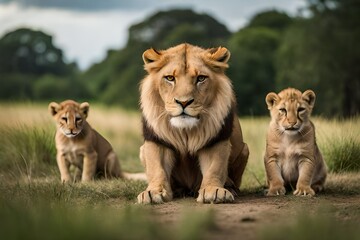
[316,117,360,172]
[0,123,57,181]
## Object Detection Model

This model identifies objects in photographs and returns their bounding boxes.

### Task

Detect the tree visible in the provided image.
[0,28,74,76]
[0,28,87,101]
[276,0,360,117]
[227,10,292,116]
[82,9,232,108]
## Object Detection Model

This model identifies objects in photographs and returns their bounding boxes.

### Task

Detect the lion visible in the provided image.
[49,100,145,183]
[264,88,327,196]
[137,43,249,204]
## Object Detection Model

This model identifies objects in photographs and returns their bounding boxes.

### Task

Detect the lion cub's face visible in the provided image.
[142,44,231,129]
[49,100,89,138]
[266,88,316,134]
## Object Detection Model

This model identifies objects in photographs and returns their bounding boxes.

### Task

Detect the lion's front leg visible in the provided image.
[57,152,72,183]
[294,158,315,196]
[197,141,234,204]
[137,141,174,204]
[82,151,97,182]
[264,157,286,196]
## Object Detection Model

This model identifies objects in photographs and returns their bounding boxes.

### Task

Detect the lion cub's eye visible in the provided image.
[75,117,82,122]
[279,108,287,114]
[196,75,208,83]
[61,117,67,122]
[298,107,306,112]
[164,75,175,82]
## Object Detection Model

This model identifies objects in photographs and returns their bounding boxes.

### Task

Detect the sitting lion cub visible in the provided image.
[49,100,123,182]
[264,88,327,196]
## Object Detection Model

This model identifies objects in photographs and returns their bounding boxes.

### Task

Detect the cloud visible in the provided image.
[0,0,157,11]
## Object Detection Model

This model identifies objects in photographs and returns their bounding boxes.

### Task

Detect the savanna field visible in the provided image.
[0,102,359,240]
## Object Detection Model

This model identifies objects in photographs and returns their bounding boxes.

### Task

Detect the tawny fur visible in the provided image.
[49,100,125,183]
[264,88,327,196]
[138,43,249,204]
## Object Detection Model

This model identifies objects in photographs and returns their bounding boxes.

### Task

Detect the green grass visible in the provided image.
[260,207,360,240]
[0,180,214,240]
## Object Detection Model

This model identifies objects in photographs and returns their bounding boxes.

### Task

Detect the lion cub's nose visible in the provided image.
[174,98,194,109]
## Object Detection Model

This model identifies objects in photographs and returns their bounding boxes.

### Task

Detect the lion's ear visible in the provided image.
[208,47,230,63]
[142,48,161,64]
[205,47,230,71]
[265,92,280,110]
[302,90,316,108]
[80,102,90,118]
[49,102,61,116]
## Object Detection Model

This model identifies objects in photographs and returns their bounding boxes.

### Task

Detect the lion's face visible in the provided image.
[141,44,232,129]
[266,88,315,134]
[49,100,89,138]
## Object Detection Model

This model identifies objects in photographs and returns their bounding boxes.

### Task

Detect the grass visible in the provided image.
[260,206,360,240]
[0,102,359,239]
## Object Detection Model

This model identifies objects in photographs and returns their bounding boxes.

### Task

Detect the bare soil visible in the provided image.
[150,193,360,240]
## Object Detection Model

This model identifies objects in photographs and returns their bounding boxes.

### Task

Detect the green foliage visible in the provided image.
[276,0,360,117]
[247,10,292,31]
[0,28,74,75]
[228,27,280,115]
[33,74,91,101]
[323,135,360,172]
[128,9,230,48]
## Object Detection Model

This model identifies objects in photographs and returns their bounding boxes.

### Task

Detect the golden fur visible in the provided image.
[138,43,249,204]
[49,100,123,182]
[264,88,327,196]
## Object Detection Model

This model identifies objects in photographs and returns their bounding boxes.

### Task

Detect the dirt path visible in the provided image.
[150,194,360,240]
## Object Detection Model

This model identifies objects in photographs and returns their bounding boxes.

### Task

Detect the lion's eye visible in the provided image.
[298,107,305,112]
[75,117,82,122]
[279,108,286,114]
[61,117,67,122]
[164,75,175,82]
[197,75,207,83]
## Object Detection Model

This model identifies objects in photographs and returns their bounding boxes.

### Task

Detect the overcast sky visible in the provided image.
[0,0,307,70]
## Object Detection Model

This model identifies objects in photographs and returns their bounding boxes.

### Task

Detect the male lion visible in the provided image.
[264,88,327,196]
[49,100,145,183]
[137,43,249,204]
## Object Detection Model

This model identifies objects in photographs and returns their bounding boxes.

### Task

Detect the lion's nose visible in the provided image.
[174,98,194,109]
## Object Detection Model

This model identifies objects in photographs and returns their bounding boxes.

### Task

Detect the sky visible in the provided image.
[0,0,307,70]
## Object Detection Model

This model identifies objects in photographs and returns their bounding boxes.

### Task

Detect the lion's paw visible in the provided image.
[266,185,286,196]
[137,189,172,204]
[293,185,315,196]
[196,186,234,204]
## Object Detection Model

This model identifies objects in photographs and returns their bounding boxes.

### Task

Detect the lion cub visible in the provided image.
[264,88,327,196]
[49,100,123,182]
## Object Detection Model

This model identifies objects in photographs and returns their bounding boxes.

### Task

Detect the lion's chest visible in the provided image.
[276,136,306,182]
[171,153,202,196]
[59,144,87,168]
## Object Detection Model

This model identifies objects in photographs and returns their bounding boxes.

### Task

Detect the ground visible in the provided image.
[149,192,360,240]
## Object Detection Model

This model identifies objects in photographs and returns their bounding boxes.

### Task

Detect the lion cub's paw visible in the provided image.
[137,189,172,204]
[293,185,315,196]
[196,186,234,204]
[266,186,286,196]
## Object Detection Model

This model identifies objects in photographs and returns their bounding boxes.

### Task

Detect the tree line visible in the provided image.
[0,0,359,117]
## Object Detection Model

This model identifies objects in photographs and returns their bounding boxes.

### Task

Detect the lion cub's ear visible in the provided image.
[80,102,90,118]
[49,102,61,116]
[265,92,280,110]
[142,48,161,64]
[302,90,316,108]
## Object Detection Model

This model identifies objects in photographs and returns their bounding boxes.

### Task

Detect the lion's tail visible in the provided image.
[123,172,147,182]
